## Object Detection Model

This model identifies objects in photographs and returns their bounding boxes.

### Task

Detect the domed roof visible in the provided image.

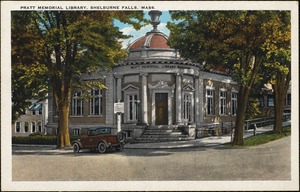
[124,10,181,61]
[128,32,171,51]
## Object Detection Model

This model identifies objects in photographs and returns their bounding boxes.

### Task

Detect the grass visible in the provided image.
[225,126,291,147]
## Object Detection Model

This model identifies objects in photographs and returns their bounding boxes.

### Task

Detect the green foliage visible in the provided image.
[245,98,261,119]
[168,11,290,85]
[12,11,144,98]
[260,11,291,84]
[11,12,49,122]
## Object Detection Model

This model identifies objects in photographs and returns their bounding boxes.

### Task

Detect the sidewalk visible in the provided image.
[125,135,232,149]
[12,121,291,150]
[125,120,291,149]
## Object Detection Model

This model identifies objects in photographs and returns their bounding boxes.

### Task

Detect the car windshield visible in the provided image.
[87,127,111,136]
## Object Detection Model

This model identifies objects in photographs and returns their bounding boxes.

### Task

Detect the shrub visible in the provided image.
[12,135,80,145]
[12,136,57,145]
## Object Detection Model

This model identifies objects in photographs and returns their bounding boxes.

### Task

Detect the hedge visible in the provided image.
[12,135,80,145]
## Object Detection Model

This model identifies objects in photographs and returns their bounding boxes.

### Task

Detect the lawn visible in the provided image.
[226,126,291,147]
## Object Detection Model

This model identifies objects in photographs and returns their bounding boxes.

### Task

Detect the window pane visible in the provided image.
[24,122,29,132]
[16,122,20,132]
[268,95,274,107]
[90,88,102,115]
[32,122,36,132]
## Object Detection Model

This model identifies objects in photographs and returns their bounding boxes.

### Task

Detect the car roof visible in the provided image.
[88,127,111,131]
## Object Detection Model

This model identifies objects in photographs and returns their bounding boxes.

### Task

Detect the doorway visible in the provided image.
[155,93,168,125]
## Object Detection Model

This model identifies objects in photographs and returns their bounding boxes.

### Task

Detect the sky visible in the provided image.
[113,11,172,48]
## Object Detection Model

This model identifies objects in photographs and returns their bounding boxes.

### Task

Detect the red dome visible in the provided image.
[129,32,171,51]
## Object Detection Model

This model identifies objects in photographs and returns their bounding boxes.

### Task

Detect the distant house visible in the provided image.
[259,83,291,116]
[12,99,48,137]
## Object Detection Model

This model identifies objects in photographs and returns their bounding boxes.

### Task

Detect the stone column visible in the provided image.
[115,75,123,102]
[195,77,200,124]
[105,72,114,125]
[198,78,204,123]
[140,73,148,125]
[114,74,123,131]
[176,73,182,124]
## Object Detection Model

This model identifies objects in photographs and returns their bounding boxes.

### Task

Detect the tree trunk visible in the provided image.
[273,72,290,133]
[53,78,72,149]
[233,85,251,145]
[57,102,71,148]
[232,55,262,145]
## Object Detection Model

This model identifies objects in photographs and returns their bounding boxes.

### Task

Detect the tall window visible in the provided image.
[231,92,238,116]
[220,90,227,115]
[24,122,29,133]
[38,105,43,115]
[183,93,192,121]
[206,89,214,115]
[90,88,102,115]
[267,95,274,107]
[31,122,36,133]
[38,121,42,132]
[71,91,83,116]
[16,122,21,133]
[128,94,138,121]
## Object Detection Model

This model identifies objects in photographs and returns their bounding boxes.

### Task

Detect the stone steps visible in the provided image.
[142,129,182,135]
[132,126,190,143]
[134,137,190,143]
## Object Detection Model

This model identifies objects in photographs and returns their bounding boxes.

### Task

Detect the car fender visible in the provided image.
[72,140,83,148]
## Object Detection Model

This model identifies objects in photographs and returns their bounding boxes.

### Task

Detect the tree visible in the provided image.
[261,11,291,133]
[12,11,145,148]
[11,12,49,123]
[168,11,290,145]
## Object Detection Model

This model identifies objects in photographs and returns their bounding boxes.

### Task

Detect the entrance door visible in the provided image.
[155,93,168,125]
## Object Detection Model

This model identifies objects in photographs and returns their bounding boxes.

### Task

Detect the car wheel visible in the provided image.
[97,142,107,153]
[115,144,124,152]
[73,143,80,153]
[117,132,126,142]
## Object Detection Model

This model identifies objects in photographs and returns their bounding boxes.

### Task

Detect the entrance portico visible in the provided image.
[113,61,201,127]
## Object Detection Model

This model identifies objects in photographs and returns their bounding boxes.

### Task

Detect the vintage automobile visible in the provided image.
[72,127,126,153]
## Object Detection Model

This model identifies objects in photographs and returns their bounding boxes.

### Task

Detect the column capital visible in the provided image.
[114,73,123,79]
[176,72,183,77]
[193,74,200,79]
[140,72,148,77]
